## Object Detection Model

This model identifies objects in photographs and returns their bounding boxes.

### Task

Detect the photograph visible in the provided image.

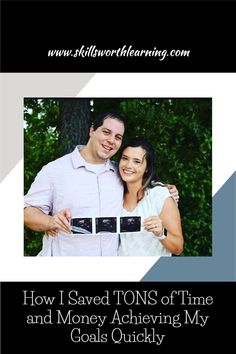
[95,217,117,234]
[120,216,141,233]
[23,98,212,257]
[71,218,93,234]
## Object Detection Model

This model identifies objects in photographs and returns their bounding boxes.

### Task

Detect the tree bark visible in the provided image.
[58,98,91,154]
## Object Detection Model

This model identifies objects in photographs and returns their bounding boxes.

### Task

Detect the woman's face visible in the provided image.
[119,146,147,184]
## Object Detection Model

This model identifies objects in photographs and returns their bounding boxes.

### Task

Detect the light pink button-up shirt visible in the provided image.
[24,146,124,256]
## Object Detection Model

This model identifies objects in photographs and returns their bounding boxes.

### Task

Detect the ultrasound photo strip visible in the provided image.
[71,216,141,235]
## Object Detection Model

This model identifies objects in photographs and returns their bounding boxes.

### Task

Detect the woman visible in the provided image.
[118,138,183,256]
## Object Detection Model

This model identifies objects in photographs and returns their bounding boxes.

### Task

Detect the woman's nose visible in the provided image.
[124,160,132,168]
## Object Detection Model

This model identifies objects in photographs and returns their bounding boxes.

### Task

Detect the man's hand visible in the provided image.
[46,209,72,236]
[166,184,179,204]
[24,206,72,234]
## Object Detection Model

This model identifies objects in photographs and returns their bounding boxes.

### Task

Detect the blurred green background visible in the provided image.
[24,98,212,256]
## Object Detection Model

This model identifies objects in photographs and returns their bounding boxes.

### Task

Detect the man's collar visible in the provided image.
[71,145,115,172]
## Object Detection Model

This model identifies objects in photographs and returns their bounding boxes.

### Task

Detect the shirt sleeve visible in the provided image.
[150,186,172,214]
[24,165,53,215]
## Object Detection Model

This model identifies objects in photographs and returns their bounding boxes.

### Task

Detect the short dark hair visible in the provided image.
[92,112,125,131]
[118,137,156,193]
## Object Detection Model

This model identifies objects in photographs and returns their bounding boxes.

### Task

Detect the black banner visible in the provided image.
[1,282,235,352]
[1,0,236,72]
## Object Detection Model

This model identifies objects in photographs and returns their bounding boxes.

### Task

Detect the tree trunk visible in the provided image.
[58,98,91,154]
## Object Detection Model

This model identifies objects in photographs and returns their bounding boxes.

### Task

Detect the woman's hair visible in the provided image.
[118,137,158,199]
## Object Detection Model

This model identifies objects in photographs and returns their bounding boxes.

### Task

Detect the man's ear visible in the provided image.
[89,126,94,137]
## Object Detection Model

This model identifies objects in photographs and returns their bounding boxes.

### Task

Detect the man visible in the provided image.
[24,112,178,256]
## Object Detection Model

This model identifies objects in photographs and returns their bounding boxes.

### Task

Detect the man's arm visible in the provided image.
[24,207,71,234]
[166,184,179,204]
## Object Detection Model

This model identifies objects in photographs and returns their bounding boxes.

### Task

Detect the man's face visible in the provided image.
[90,117,125,162]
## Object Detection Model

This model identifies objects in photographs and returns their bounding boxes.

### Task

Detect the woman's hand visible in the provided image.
[142,215,163,237]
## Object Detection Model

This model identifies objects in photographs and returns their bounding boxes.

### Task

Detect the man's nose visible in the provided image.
[107,135,115,144]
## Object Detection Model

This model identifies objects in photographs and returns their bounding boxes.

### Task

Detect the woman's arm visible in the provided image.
[143,196,184,255]
[159,197,184,255]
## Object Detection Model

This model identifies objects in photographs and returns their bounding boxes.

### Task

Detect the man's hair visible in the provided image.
[92,112,125,130]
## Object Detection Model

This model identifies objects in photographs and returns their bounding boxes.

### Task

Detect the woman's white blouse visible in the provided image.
[119,186,172,256]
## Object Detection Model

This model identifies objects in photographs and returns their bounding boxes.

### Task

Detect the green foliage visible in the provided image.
[24,98,212,257]
[24,99,61,255]
[119,98,212,256]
